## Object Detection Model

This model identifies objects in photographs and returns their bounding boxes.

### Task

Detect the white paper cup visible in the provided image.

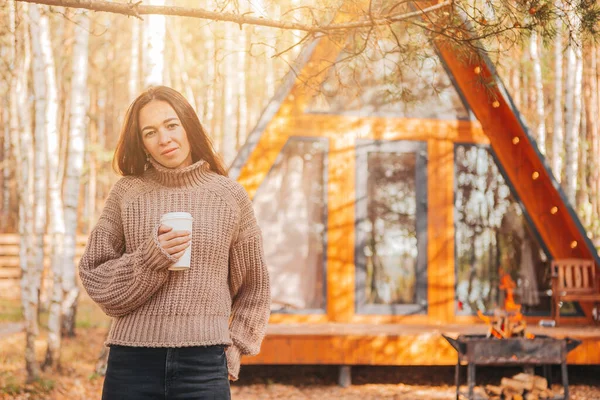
[160,212,193,271]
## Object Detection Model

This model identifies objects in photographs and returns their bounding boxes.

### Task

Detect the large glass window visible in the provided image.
[252,138,327,312]
[454,144,558,315]
[355,141,428,314]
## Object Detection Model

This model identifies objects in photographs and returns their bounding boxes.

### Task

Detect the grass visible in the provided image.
[0,299,22,323]
[0,293,110,330]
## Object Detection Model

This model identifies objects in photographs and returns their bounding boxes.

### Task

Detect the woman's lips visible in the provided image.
[161,148,178,156]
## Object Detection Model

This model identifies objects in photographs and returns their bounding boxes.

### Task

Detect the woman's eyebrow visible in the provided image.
[141,117,179,132]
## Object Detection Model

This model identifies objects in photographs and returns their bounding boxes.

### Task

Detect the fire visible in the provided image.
[476,269,535,339]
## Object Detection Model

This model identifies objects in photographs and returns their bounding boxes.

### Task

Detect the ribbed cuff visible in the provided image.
[226,344,242,381]
[140,225,178,271]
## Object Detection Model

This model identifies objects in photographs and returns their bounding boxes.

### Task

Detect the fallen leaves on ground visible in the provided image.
[1,329,600,400]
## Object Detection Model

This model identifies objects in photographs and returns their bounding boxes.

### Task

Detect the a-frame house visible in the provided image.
[230,3,600,366]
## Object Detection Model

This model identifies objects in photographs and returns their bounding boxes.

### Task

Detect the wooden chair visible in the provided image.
[551,258,600,325]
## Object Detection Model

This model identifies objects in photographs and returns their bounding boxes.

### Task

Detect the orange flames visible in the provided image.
[477,269,535,339]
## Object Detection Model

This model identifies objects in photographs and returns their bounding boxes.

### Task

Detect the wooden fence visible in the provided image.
[0,234,88,280]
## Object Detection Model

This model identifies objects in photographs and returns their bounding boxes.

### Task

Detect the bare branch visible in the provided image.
[16,0,452,33]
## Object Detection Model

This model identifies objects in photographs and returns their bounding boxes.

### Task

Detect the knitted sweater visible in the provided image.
[78,158,271,380]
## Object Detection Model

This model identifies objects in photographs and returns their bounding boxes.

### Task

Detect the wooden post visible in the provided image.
[338,365,351,388]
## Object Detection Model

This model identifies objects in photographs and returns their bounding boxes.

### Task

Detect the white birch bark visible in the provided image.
[28,3,49,314]
[142,0,166,86]
[129,19,140,101]
[565,51,583,205]
[564,19,583,205]
[166,24,197,111]
[552,6,564,181]
[530,30,545,154]
[29,3,65,369]
[87,86,98,232]
[236,29,247,149]
[11,0,40,382]
[61,11,89,337]
[221,18,236,166]
[201,0,215,133]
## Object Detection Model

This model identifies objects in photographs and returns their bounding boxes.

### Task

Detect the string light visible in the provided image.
[532,171,539,180]
[570,241,578,249]
[550,206,558,214]
[492,101,500,108]
[512,137,520,144]
[474,66,481,74]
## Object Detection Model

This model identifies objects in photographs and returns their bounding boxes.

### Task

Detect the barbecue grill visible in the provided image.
[443,334,582,400]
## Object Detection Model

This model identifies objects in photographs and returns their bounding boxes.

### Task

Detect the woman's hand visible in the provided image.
[157,225,191,259]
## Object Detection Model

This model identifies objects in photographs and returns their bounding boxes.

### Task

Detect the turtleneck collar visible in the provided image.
[146,157,212,188]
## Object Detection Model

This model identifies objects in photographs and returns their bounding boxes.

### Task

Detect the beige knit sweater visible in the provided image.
[78,158,271,380]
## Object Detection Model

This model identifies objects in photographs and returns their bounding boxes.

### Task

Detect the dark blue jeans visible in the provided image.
[102,345,231,400]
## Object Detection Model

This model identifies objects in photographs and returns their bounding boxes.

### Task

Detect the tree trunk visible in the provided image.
[30,3,65,370]
[588,45,600,234]
[1,107,10,231]
[530,30,545,154]
[143,0,166,86]
[201,0,215,127]
[61,11,89,338]
[87,86,98,232]
[166,23,197,111]
[29,2,49,317]
[11,1,40,382]
[236,25,248,151]
[564,9,582,204]
[552,8,563,181]
[128,19,140,101]
[221,18,236,166]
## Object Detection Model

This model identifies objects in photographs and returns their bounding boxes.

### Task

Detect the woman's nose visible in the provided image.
[158,130,172,145]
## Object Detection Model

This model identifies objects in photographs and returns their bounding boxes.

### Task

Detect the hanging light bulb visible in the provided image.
[512,137,520,144]
[492,101,500,108]
[532,171,539,180]
[570,241,578,249]
[550,206,558,214]
[474,66,481,74]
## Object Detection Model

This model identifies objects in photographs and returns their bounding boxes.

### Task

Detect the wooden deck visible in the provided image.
[244,323,600,366]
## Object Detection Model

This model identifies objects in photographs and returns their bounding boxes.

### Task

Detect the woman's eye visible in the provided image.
[167,124,178,129]
[144,131,155,137]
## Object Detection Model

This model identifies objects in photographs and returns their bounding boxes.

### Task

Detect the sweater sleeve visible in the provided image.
[78,183,178,318]
[226,184,271,381]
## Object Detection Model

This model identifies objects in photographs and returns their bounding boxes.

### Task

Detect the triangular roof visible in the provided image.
[229,4,600,268]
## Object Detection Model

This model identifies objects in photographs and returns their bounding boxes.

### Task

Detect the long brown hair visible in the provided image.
[113,86,228,177]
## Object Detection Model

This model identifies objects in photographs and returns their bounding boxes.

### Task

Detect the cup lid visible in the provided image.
[161,212,193,221]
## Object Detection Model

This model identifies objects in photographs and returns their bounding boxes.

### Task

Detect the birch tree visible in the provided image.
[584,45,599,231]
[61,11,90,338]
[221,13,236,166]
[29,3,65,370]
[128,19,140,101]
[28,2,48,325]
[552,3,563,181]
[142,0,166,86]
[529,30,545,153]
[564,18,583,205]
[11,0,40,382]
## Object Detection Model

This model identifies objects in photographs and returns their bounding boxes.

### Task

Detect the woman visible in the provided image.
[79,86,271,399]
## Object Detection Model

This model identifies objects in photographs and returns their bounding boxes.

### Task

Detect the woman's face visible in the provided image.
[139,100,193,170]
